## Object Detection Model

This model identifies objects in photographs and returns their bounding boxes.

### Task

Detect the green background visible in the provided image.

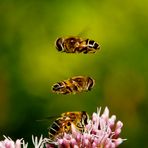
[0,0,148,147]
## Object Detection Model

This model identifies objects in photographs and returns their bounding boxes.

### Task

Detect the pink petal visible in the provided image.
[102,107,109,119]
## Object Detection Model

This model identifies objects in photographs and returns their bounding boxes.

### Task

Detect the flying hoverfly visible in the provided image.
[52,76,95,94]
[55,36,100,54]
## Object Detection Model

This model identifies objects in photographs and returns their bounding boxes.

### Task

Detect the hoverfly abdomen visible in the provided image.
[93,42,100,49]
[84,39,100,53]
[49,120,61,139]
[88,40,95,48]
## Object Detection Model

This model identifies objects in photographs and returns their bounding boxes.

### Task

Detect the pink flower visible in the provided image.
[46,107,126,148]
[0,136,27,148]
[0,136,44,148]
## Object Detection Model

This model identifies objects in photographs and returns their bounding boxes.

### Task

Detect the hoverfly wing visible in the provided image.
[36,115,60,122]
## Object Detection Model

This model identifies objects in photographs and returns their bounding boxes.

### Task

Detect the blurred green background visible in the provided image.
[0,0,148,147]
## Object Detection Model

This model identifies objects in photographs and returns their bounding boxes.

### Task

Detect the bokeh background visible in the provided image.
[0,0,148,147]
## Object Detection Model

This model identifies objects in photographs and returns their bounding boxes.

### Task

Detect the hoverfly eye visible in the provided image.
[82,111,89,125]
[53,84,61,91]
[83,115,88,125]
[56,38,63,51]
[87,77,94,91]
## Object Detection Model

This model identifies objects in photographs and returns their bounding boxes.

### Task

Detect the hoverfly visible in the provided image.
[48,111,89,140]
[52,76,95,94]
[55,36,100,54]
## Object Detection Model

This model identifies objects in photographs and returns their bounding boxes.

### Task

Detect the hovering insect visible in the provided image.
[55,36,100,54]
[52,76,95,95]
[48,111,89,140]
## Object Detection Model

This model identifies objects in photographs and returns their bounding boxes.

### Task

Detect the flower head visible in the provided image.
[0,136,27,148]
[47,107,126,148]
[0,135,44,148]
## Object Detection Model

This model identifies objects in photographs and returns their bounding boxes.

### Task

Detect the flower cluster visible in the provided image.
[0,107,126,148]
[47,107,126,148]
[0,136,43,148]
[0,136,27,148]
